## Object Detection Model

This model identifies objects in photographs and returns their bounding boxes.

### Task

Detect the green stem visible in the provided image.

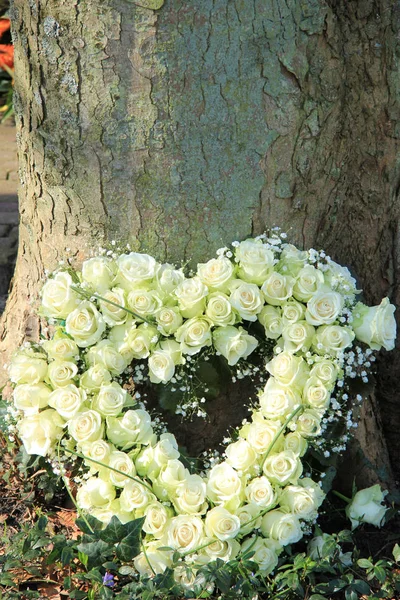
[66,447,154,494]
[56,441,94,534]
[260,404,304,471]
[332,489,352,504]
[142,540,157,576]
[71,285,152,324]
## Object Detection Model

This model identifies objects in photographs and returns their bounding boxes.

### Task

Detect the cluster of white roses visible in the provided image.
[8,235,396,583]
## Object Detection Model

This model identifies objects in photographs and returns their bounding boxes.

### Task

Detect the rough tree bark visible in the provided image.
[1,0,399,490]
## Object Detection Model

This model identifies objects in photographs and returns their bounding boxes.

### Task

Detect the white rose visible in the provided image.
[197,257,234,291]
[120,480,155,512]
[205,506,241,541]
[76,476,116,509]
[352,298,396,351]
[80,365,112,392]
[292,265,324,302]
[229,282,264,321]
[9,350,48,385]
[155,305,183,335]
[68,409,103,444]
[258,306,284,339]
[80,439,114,473]
[281,299,305,323]
[346,484,388,529]
[134,544,172,576]
[86,339,129,376]
[241,537,282,575]
[295,409,322,438]
[48,384,86,420]
[199,538,240,563]
[261,509,303,545]
[43,336,79,361]
[261,272,295,306]
[106,409,153,449]
[225,439,257,473]
[18,409,64,456]
[41,271,80,319]
[143,501,170,538]
[47,360,78,388]
[165,515,204,551]
[126,324,159,359]
[235,239,275,285]
[245,476,276,508]
[262,449,303,486]
[98,287,128,326]
[91,498,133,525]
[148,349,176,384]
[174,474,208,515]
[243,415,282,454]
[13,383,51,415]
[206,462,243,509]
[135,445,159,479]
[278,244,308,277]
[108,450,136,487]
[236,503,262,534]
[153,459,189,499]
[281,320,315,353]
[266,353,309,388]
[206,292,237,327]
[309,359,339,389]
[306,289,344,326]
[92,382,127,417]
[154,433,180,466]
[117,252,157,288]
[155,263,185,296]
[303,376,331,409]
[175,317,212,355]
[279,479,325,520]
[127,288,162,320]
[65,301,106,348]
[313,325,355,356]
[213,326,258,366]
[283,432,308,457]
[108,318,136,361]
[259,378,301,420]
[174,276,209,318]
[82,256,116,292]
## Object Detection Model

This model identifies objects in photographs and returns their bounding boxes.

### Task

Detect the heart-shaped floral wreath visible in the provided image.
[6,231,396,587]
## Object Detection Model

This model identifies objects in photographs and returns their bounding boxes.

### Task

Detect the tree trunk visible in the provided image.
[1,0,399,488]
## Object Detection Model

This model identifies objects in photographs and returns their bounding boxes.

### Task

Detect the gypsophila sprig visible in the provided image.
[8,233,396,592]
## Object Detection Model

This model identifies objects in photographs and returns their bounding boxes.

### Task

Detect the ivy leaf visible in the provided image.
[75,514,104,536]
[98,516,126,544]
[157,383,183,413]
[76,540,112,563]
[115,517,145,561]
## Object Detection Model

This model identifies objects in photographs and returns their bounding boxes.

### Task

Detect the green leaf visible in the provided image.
[119,565,136,576]
[116,532,142,561]
[321,538,337,559]
[309,595,328,600]
[215,568,231,594]
[157,384,182,413]
[345,588,358,600]
[77,540,112,563]
[98,516,126,544]
[353,579,371,595]
[115,517,145,561]
[61,546,75,566]
[357,558,373,569]
[320,466,337,493]
[76,514,104,536]
[393,543,400,562]
[373,565,387,584]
